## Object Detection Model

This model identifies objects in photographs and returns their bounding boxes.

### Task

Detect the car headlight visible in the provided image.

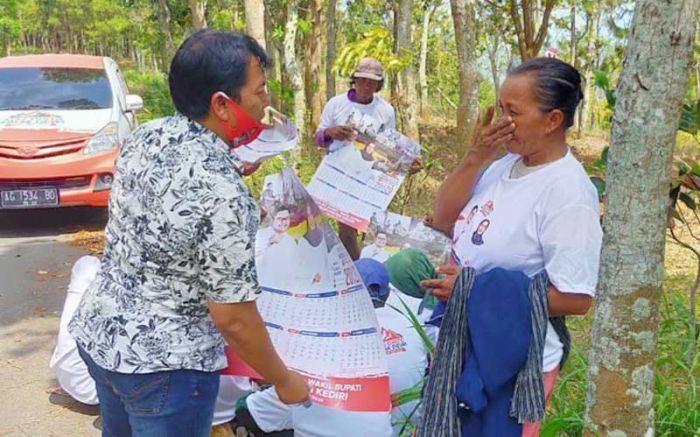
[83,122,119,155]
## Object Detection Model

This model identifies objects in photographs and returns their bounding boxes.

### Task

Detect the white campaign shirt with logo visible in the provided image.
[376,300,430,434]
[318,92,396,152]
[452,152,602,372]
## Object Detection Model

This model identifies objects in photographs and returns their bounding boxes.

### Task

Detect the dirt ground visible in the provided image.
[0,208,106,437]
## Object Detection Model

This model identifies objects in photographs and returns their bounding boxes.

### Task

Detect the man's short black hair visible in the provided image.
[169,30,270,120]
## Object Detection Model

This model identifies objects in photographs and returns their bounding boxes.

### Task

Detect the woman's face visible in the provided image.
[497,73,552,157]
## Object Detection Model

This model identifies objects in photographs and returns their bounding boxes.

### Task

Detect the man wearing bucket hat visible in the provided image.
[315,57,396,153]
[314,58,396,259]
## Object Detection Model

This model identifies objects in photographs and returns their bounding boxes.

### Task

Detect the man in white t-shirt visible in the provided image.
[360,232,391,263]
[315,58,396,261]
[315,57,395,153]
[237,259,429,436]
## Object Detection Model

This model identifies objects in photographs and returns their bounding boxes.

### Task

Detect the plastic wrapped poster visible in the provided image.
[306,110,420,232]
[232,107,298,165]
[238,166,391,412]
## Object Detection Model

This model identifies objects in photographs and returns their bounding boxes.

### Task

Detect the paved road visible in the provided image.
[0,207,107,437]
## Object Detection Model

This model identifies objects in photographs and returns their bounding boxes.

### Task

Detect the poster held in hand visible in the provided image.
[306,110,421,232]
[237,166,391,412]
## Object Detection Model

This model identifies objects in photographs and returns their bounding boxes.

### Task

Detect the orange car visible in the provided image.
[0,54,142,209]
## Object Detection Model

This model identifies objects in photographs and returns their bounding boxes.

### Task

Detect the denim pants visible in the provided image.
[78,347,220,437]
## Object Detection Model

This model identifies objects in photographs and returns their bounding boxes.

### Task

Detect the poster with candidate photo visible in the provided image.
[250,166,391,412]
[306,110,420,232]
[362,211,451,267]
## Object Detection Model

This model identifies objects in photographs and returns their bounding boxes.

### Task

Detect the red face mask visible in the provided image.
[211,92,265,148]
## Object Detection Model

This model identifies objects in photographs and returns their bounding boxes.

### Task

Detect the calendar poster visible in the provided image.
[362,211,451,266]
[306,111,420,232]
[252,166,391,412]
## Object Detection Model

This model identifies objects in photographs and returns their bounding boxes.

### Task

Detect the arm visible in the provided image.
[195,192,308,404]
[431,157,487,236]
[547,285,592,316]
[338,222,361,260]
[430,108,515,236]
[422,269,593,316]
[316,98,354,147]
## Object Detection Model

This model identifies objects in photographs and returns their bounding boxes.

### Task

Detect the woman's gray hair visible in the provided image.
[508,57,584,129]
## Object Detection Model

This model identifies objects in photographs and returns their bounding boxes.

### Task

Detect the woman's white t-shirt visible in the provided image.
[452,152,602,371]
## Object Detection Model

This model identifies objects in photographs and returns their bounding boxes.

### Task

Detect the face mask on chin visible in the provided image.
[211,91,265,148]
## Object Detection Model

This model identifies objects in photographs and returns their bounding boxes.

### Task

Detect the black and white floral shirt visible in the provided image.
[69,113,260,373]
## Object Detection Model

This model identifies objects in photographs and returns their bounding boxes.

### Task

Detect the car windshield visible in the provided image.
[0,67,112,110]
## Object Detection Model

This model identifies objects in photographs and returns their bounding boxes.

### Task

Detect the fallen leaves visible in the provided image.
[68,230,105,256]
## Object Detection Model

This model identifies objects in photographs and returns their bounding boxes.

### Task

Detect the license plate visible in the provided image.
[0,187,59,208]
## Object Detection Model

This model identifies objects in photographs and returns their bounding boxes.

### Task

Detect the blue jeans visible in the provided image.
[78,347,220,437]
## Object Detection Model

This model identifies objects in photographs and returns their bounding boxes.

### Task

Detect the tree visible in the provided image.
[419,1,436,118]
[189,0,207,30]
[395,0,420,140]
[156,0,176,66]
[451,0,480,143]
[581,0,602,130]
[305,0,324,128]
[283,0,306,160]
[244,0,266,49]
[508,0,556,60]
[0,0,20,56]
[325,0,338,101]
[584,0,697,435]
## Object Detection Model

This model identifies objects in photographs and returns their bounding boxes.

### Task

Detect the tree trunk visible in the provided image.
[582,1,601,130]
[244,0,266,50]
[571,2,580,132]
[264,4,280,109]
[584,1,697,436]
[189,0,208,30]
[395,0,420,140]
[569,1,577,67]
[325,0,338,101]
[419,4,434,118]
[157,0,176,67]
[284,0,306,163]
[487,33,501,101]
[306,0,324,129]
[451,0,480,144]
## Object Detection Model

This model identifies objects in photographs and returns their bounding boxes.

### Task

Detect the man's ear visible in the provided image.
[209,93,236,127]
[547,109,565,133]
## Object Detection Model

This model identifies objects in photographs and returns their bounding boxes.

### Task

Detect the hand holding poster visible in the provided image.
[253,167,391,412]
[306,110,421,232]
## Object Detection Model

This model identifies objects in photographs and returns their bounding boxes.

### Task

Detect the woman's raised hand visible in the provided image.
[465,106,515,166]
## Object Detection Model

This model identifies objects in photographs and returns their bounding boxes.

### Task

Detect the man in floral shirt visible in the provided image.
[69,30,308,436]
